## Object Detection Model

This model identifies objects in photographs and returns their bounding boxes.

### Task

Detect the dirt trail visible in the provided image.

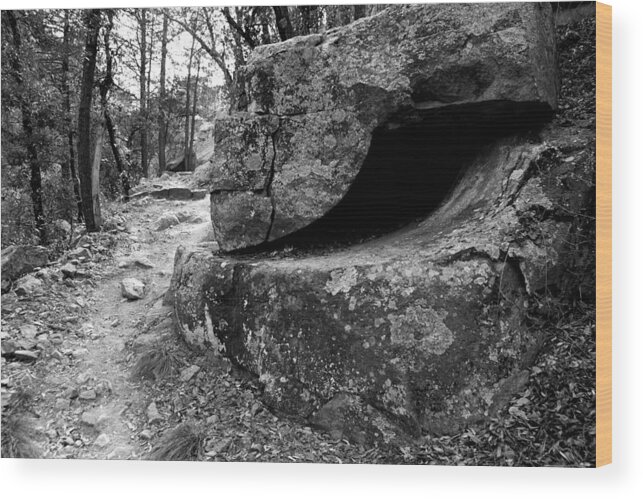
[2,194,212,459]
[61,196,212,459]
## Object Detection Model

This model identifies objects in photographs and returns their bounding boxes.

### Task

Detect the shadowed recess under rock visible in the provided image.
[235,100,552,253]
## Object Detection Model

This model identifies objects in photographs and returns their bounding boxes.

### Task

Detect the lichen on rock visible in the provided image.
[169,3,594,447]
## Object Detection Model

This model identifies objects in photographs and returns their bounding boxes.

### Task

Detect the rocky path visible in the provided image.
[59,197,212,459]
[2,194,212,459]
[2,190,393,463]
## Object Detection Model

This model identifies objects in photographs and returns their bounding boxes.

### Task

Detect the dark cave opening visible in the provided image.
[237,100,552,254]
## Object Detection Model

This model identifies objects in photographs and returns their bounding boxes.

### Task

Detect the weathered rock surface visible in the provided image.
[146,402,163,424]
[169,4,594,446]
[13,274,44,296]
[118,256,155,269]
[155,213,181,231]
[120,278,145,300]
[205,3,558,251]
[1,245,48,281]
[60,262,78,278]
[179,365,200,382]
[172,122,594,443]
[130,186,207,201]
[67,247,92,262]
[13,350,39,361]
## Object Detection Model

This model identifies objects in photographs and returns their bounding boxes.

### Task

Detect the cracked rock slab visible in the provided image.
[170,126,594,445]
[204,3,558,251]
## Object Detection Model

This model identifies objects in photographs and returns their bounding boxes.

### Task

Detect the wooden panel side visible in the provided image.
[595,1,612,468]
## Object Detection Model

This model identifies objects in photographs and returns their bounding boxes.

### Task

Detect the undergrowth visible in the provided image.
[131,346,178,381]
[148,422,205,461]
[1,389,41,459]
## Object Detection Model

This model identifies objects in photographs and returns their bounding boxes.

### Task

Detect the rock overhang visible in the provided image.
[205,2,559,252]
[168,3,596,445]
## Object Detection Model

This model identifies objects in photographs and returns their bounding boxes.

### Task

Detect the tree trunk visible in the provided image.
[273,6,294,41]
[61,10,84,222]
[184,37,195,172]
[188,57,201,172]
[7,12,47,244]
[158,11,168,174]
[77,9,102,232]
[139,8,148,178]
[100,10,129,201]
[60,12,71,181]
[90,119,104,228]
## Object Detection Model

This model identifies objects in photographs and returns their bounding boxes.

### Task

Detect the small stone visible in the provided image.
[118,256,155,269]
[179,365,200,382]
[67,247,92,262]
[76,372,91,384]
[134,257,155,269]
[146,402,163,424]
[81,409,108,428]
[36,338,51,350]
[154,213,180,231]
[139,429,153,440]
[188,215,204,224]
[13,350,38,361]
[250,402,263,417]
[18,339,36,350]
[55,398,70,410]
[46,429,58,439]
[60,263,78,278]
[71,348,89,358]
[20,324,39,339]
[176,211,191,223]
[78,389,97,400]
[1,340,17,357]
[120,278,145,300]
[94,433,110,448]
[61,387,78,399]
[14,275,43,296]
[206,414,219,425]
[81,411,99,426]
[206,437,232,455]
[36,267,62,282]
[132,333,158,350]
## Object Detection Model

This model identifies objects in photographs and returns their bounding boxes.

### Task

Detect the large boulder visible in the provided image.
[169,4,594,446]
[171,121,594,443]
[1,245,49,282]
[206,2,558,251]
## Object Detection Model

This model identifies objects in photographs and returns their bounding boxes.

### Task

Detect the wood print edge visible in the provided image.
[595,1,612,468]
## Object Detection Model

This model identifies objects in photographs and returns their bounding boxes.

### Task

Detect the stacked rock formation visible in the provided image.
[169,3,593,445]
